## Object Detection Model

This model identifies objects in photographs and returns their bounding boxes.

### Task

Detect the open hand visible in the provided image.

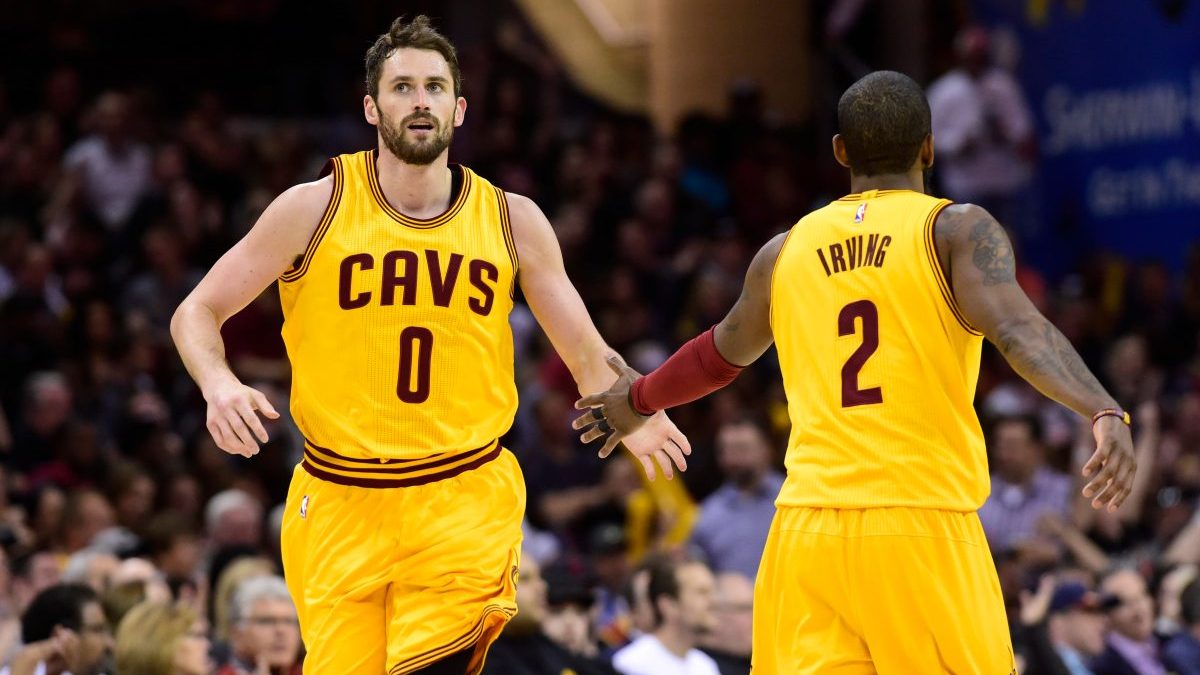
[1081,415,1136,512]
[573,357,690,480]
[204,378,280,457]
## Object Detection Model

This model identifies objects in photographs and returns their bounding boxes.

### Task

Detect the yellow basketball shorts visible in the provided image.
[281,448,525,675]
[752,506,1015,675]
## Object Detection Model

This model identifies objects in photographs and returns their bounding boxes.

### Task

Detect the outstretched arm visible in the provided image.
[573,232,786,456]
[936,204,1136,511]
[507,193,690,480]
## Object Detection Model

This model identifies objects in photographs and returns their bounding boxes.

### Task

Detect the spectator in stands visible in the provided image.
[690,416,782,580]
[60,549,118,594]
[1164,578,1200,674]
[1094,569,1166,675]
[3,583,111,675]
[1017,576,1113,675]
[114,601,212,675]
[10,552,61,616]
[219,576,301,675]
[205,490,264,551]
[926,26,1035,231]
[483,552,616,675]
[9,373,73,474]
[612,556,720,675]
[978,415,1072,554]
[60,92,153,233]
[697,573,753,675]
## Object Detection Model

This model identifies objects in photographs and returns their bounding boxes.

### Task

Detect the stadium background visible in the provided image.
[0,0,1197,673]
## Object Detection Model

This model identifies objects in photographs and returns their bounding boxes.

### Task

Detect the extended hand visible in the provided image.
[573,357,690,480]
[204,378,280,457]
[1081,415,1136,512]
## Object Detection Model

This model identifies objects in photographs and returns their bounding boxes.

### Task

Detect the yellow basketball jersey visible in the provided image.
[771,189,987,511]
[277,150,518,484]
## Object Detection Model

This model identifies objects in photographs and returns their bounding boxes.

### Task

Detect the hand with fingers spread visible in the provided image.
[1018,574,1056,626]
[1081,414,1136,512]
[203,377,280,458]
[573,356,691,481]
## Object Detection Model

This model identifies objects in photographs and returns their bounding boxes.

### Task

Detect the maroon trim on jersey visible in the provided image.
[301,439,498,476]
[388,603,515,674]
[924,201,983,336]
[494,186,518,300]
[365,151,471,229]
[302,434,494,465]
[280,156,344,283]
[300,442,502,488]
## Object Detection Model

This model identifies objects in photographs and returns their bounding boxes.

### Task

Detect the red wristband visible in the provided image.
[630,326,744,415]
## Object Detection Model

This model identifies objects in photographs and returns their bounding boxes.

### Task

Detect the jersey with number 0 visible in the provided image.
[771,189,987,511]
[277,150,518,466]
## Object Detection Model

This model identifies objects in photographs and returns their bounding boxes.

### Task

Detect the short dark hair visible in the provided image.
[989,414,1043,445]
[645,557,680,628]
[22,583,98,643]
[364,15,462,99]
[837,71,931,176]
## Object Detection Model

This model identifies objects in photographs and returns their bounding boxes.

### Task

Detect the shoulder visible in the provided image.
[502,192,545,225]
[932,202,1002,248]
[273,174,338,220]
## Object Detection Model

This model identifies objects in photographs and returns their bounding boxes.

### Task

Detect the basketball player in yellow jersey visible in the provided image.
[171,16,690,675]
[574,71,1137,674]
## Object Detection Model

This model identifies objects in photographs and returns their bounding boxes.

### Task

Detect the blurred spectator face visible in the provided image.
[667,562,717,637]
[370,48,461,166]
[14,552,61,610]
[64,490,117,552]
[211,506,263,549]
[231,597,301,668]
[1102,570,1156,641]
[701,573,754,656]
[76,600,114,675]
[69,552,119,593]
[159,533,203,580]
[94,92,132,145]
[115,473,156,527]
[717,421,772,490]
[513,554,548,628]
[174,620,213,675]
[1104,335,1148,392]
[1056,606,1108,657]
[111,557,171,602]
[993,418,1042,484]
[25,371,72,435]
[543,604,593,656]
[955,27,991,76]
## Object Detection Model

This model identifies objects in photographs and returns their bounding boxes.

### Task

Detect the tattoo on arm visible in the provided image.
[970,219,1016,286]
[995,316,1113,409]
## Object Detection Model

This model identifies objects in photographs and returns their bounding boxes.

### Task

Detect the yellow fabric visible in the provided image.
[280,452,525,675]
[771,189,988,511]
[624,455,697,561]
[278,151,519,462]
[752,506,1015,674]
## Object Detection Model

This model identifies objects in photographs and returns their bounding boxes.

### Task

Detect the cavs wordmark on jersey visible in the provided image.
[771,189,988,511]
[278,150,519,486]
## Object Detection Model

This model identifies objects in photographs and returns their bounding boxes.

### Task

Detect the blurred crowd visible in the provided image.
[0,7,1198,675]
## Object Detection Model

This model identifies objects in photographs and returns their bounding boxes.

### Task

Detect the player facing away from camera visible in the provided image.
[573,71,1136,674]
[170,15,690,675]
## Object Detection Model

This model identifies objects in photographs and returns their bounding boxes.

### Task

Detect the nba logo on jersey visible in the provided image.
[855,203,868,223]
[300,495,309,520]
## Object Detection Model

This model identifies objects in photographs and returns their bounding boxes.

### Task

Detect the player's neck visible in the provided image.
[374,149,454,218]
[848,170,924,195]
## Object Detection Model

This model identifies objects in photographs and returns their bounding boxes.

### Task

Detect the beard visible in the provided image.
[379,109,454,166]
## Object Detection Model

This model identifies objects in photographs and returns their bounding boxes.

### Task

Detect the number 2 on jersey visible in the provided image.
[397,326,433,403]
[838,300,882,407]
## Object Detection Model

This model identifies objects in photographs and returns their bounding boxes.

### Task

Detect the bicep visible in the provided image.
[185,180,331,323]
[713,232,785,366]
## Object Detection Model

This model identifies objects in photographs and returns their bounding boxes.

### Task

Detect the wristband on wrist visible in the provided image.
[1091,408,1131,427]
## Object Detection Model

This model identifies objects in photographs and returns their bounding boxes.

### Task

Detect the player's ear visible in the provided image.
[364,95,380,126]
[831,134,852,169]
[920,133,935,169]
[453,96,467,128]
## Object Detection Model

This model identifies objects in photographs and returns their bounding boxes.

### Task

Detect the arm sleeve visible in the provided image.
[629,326,745,415]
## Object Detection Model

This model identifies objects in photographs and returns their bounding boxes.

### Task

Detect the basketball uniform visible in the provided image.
[278,150,524,674]
[755,190,1015,674]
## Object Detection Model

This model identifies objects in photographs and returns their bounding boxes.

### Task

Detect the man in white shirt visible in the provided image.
[612,557,720,675]
[927,26,1035,229]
